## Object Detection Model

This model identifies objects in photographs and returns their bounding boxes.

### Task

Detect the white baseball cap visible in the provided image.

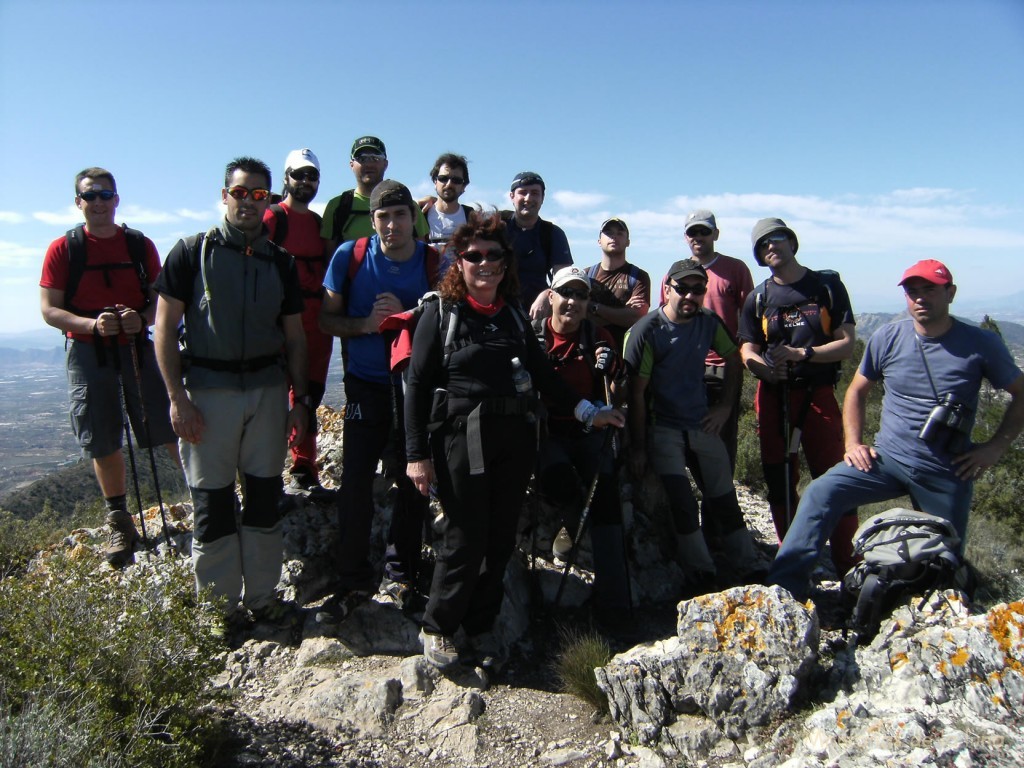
[284,148,320,174]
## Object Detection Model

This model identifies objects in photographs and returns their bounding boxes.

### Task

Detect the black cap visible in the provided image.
[510,171,545,192]
[369,180,414,212]
[666,258,708,283]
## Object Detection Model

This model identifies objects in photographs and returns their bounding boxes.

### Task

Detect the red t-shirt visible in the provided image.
[542,319,615,432]
[263,203,327,297]
[702,253,753,367]
[40,227,162,342]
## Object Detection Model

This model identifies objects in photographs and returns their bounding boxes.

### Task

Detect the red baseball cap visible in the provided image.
[898,259,953,286]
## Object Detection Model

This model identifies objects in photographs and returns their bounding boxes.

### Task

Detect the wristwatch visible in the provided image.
[295,395,312,408]
[803,346,816,361]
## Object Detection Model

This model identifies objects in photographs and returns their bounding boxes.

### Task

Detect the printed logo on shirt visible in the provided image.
[344,403,363,420]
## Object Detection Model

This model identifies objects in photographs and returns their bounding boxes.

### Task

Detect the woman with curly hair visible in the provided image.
[405,210,623,670]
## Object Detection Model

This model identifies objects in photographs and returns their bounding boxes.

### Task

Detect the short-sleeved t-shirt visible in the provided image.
[320,191,429,243]
[40,227,162,342]
[505,217,572,309]
[540,318,616,433]
[263,203,326,296]
[586,261,652,350]
[625,307,737,430]
[863,317,1022,476]
[323,236,433,384]
[700,253,753,367]
[738,268,855,384]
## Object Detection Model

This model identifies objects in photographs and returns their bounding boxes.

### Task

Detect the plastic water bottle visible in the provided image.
[511,357,532,395]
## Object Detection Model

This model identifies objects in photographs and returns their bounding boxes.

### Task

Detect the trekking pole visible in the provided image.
[553,424,616,610]
[105,308,149,547]
[125,318,177,556]
[781,363,793,533]
[604,375,633,618]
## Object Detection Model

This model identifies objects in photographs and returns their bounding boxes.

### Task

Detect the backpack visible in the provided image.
[500,210,555,268]
[330,190,366,242]
[842,508,971,642]
[64,224,150,319]
[753,268,844,382]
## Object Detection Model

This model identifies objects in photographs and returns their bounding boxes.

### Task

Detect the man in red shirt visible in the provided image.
[40,167,178,567]
[264,148,334,497]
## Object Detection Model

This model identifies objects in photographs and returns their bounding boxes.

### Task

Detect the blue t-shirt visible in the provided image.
[505,217,572,309]
[323,236,433,384]
[624,307,737,430]
[863,317,1022,476]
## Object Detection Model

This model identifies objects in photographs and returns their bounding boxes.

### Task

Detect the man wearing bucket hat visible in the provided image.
[738,218,859,578]
[626,258,764,597]
[769,260,1024,600]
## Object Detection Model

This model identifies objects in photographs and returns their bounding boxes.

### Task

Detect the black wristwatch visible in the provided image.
[803,346,816,361]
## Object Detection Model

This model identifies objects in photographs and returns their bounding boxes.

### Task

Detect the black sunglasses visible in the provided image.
[78,190,116,202]
[289,169,320,182]
[460,249,505,264]
[554,286,590,301]
[668,282,707,296]
[436,174,466,185]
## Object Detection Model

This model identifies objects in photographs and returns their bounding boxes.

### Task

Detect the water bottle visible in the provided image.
[511,357,533,395]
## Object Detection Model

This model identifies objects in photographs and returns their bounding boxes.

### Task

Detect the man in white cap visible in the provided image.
[264,149,334,497]
[770,259,1024,600]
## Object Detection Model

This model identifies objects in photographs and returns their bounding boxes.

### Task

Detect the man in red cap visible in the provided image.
[769,259,1024,600]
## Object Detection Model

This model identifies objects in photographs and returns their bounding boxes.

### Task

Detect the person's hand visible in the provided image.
[592,407,626,430]
[774,345,807,364]
[843,442,878,472]
[366,291,403,333]
[593,341,615,374]
[286,403,308,448]
[94,309,121,337]
[170,392,205,444]
[115,304,143,335]
[701,403,730,436]
[952,441,1003,481]
[407,459,435,497]
[529,291,552,320]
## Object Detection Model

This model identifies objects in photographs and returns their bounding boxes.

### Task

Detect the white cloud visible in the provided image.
[33,206,81,226]
[551,190,610,210]
[116,204,182,224]
[0,241,39,268]
[0,212,25,224]
[175,208,215,221]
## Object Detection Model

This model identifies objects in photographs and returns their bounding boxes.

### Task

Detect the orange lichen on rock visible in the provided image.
[987,602,1024,674]
[888,651,909,671]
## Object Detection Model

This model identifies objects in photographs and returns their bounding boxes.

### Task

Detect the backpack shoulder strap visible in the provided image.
[332,189,357,240]
[268,203,288,245]
[539,219,555,269]
[423,244,441,288]
[64,225,88,310]
[626,263,641,292]
[460,204,474,221]
[753,277,772,320]
[440,300,460,368]
[121,225,151,301]
[341,236,371,307]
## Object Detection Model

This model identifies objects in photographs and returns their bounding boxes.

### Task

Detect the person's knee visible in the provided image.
[192,484,238,542]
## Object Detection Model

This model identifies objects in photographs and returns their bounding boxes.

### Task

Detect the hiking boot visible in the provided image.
[552,528,574,560]
[250,598,301,629]
[314,590,371,627]
[212,605,254,641]
[420,628,460,669]
[104,510,140,568]
[379,578,415,612]
[286,471,338,502]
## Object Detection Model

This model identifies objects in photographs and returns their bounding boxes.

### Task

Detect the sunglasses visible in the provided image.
[757,232,790,251]
[460,249,505,264]
[354,153,386,164]
[686,227,713,237]
[554,286,590,301]
[668,282,707,296]
[78,190,116,202]
[226,186,271,201]
[289,169,319,182]
[436,174,466,185]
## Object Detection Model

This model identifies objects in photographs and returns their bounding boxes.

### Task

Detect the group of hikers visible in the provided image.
[40,136,1024,671]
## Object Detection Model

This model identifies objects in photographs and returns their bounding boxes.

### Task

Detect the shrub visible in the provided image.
[553,626,612,712]
[0,554,225,768]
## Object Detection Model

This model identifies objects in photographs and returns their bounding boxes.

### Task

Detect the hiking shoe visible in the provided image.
[314,590,371,627]
[212,606,254,641]
[104,510,140,568]
[286,471,338,502]
[420,628,460,669]
[552,528,574,560]
[379,578,415,611]
[467,630,506,673]
[250,598,301,629]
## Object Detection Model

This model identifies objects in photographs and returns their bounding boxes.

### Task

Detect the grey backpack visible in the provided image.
[842,508,969,641]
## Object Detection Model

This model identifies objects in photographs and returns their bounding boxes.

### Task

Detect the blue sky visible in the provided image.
[2,0,1023,336]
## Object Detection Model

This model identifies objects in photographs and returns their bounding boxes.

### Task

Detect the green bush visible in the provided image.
[0,554,225,768]
[0,501,103,579]
[553,626,613,713]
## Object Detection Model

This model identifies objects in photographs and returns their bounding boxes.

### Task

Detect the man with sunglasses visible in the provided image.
[585,218,652,353]
[738,217,859,580]
[625,259,762,598]
[264,148,334,499]
[425,153,474,256]
[317,180,434,626]
[154,157,308,629]
[534,266,631,626]
[503,171,573,320]
[320,136,428,257]
[769,260,1024,601]
[40,167,178,569]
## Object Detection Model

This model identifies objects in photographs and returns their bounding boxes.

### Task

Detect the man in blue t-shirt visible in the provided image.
[625,259,762,597]
[318,180,434,624]
[770,259,1024,601]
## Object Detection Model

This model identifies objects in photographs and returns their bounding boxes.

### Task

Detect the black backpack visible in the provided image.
[842,508,972,642]
[64,224,150,319]
[500,210,555,268]
[329,190,367,242]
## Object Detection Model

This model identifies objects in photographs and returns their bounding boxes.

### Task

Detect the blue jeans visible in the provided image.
[768,449,972,600]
